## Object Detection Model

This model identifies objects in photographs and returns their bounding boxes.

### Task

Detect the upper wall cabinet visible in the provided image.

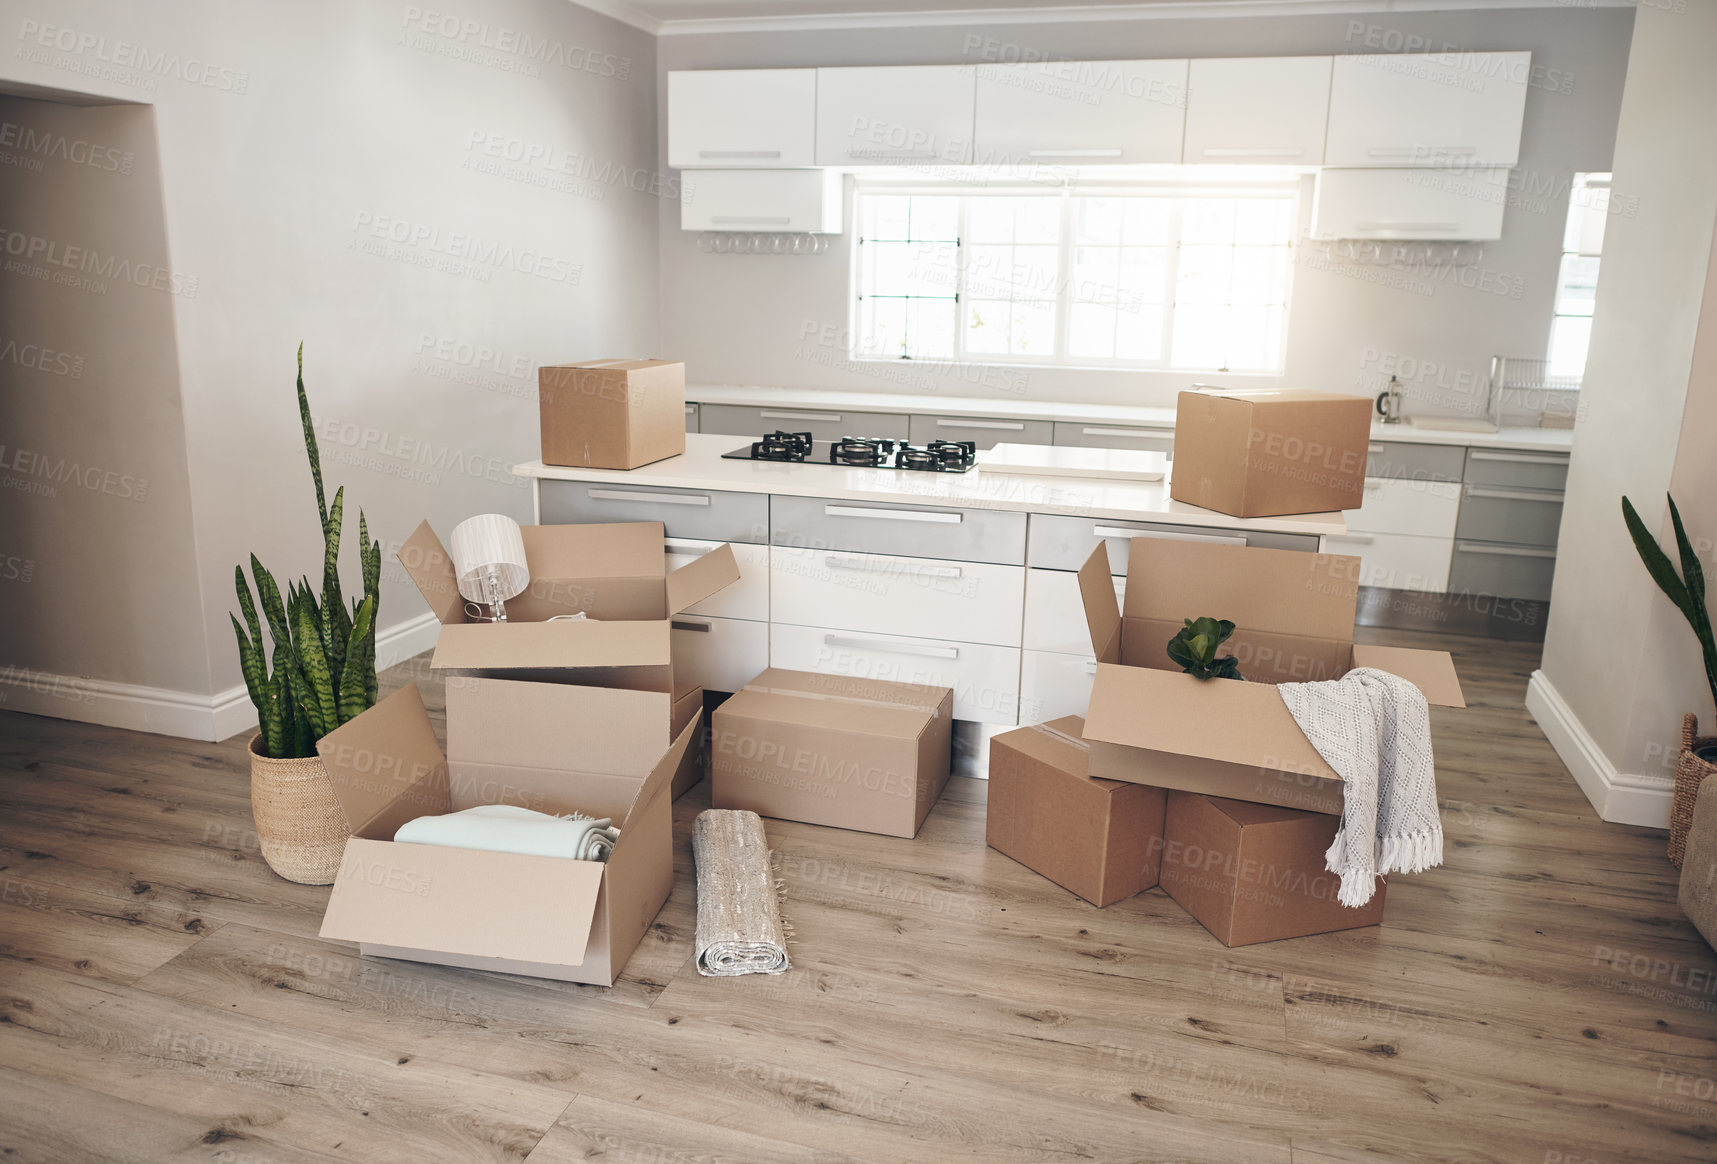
[1311,167,1508,240]
[668,69,818,169]
[1325,52,1530,167]
[974,60,1188,165]
[1182,57,1331,164]
[816,65,977,165]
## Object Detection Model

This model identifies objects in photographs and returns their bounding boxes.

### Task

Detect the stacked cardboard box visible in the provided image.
[1169,387,1373,518]
[539,358,686,471]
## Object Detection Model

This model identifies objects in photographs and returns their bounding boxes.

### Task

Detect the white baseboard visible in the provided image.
[0,611,440,744]
[1527,669,1673,828]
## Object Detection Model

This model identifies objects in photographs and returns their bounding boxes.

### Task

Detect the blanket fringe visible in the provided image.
[1378,828,1444,877]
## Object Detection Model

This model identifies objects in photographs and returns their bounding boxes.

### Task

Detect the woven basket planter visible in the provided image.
[249,735,349,885]
[1670,714,1717,869]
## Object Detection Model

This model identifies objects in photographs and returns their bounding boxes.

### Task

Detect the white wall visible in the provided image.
[1534,0,1717,824]
[656,7,1633,416]
[0,0,661,721]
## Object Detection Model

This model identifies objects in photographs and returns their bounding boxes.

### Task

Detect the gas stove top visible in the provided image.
[721,431,979,473]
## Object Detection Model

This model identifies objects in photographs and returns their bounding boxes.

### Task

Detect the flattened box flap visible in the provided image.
[398,520,462,625]
[319,837,604,966]
[1121,538,1358,642]
[1078,546,1123,663]
[665,541,739,615]
[1350,644,1466,708]
[431,619,673,674]
[445,677,673,771]
[624,715,700,832]
[520,522,665,583]
[316,683,450,837]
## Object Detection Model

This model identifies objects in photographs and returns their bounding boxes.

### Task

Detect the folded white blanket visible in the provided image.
[394,804,619,862]
[1277,667,1442,907]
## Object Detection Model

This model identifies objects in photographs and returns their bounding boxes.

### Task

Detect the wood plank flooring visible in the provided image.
[2,630,1714,1162]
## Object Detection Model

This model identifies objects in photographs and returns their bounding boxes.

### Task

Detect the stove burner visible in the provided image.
[751,430,813,461]
[897,440,978,472]
[829,436,897,467]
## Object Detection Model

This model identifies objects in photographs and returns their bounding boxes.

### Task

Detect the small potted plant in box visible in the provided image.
[1622,493,1717,867]
[1167,617,1244,681]
[232,346,381,884]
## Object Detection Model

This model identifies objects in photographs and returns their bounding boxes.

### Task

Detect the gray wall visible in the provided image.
[657,6,1634,416]
[0,0,661,702]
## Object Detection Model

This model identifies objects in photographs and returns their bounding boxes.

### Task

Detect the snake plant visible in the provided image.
[1623,493,1717,713]
[232,345,382,758]
[1166,616,1244,681]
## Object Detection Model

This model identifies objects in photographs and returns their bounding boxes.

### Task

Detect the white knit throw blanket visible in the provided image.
[1276,667,1442,907]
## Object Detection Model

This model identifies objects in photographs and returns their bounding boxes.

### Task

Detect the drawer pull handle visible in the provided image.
[710,215,792,225]
[1027,148,1124,158]
[1464,485,1565,504]
[1367,444,1386,454]
[761,409,842,422]
[1354,221,1462,233]
[1201,147,1305,158]
[823,633,959,660]
[587,488,712,507]
[824,555,962,579]
[845,148,940,160]
[936,418,1025,430]
[672,618,713,633]
[1456,542,1556,559]
[1093,524,1247,546]
[1366,146,1474,159]
[1080,427,1169,439]
[1468,449,1570,465]
[698,149,783,159]
[1325,534,1376,545]
[824,504,962,524]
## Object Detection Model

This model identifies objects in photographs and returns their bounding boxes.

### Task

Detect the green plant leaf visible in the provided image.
[293,594,337,739]
[1622,496,1695,621]
[297,342,328,535]
[338,595,376,724]
[252,555,290,654]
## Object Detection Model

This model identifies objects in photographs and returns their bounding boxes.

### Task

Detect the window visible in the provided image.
[852,183,1298,373]
[1547,172,1608,382]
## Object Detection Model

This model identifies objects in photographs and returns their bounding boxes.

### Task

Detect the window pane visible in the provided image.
[864,195,910,240]
[967,197,1017,242]
[1183,199,1237,244]
[1010,300,1057,356]
[1229,245,1282,305]
[1076,198,1124,245]
[1172,304,1226,368]
[908,196,959,240]
[1555,254,1600,317]
[1548,315,1593,379]
[1118,247,1169,305]
[1177,246,1234,304]
[965,245,1015,299]
[907,297,956,359]
[965,300,1011,354]
[1069,302,1117,359]
[1234,199,1290,245]
[1222,306,1269,369]
[1073,247,1121,306]
[1121,199,1172,246]
[858,297,906,358]
[1013,245,1059,298]
[1016,199,1060,244]
[1116,304,1164,361]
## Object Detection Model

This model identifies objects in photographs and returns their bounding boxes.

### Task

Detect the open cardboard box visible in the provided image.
[315,678,697,985]
[1078,538,1464,815]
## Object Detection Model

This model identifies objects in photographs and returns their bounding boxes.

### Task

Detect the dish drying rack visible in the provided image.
[1490,357,1582,429]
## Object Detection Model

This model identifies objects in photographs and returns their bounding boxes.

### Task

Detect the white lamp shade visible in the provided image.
[449,514,530,604]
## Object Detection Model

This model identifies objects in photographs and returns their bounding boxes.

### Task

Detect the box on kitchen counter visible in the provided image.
[315,678,696,985]
[1159,790,1386,946]
[711,668,953,838]
[986,716,1166,908]
[1170,388,1372,518]
[397,517,735,799]
[1078,537,1464,815]
[540,358,686,471]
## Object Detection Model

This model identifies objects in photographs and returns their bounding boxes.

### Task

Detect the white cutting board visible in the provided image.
[980,443,1167,482]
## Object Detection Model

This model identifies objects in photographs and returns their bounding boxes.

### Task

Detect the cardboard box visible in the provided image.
[1078,538,1464,815]
[671,682,705,800]
[315,678,697,985]
[1170,388,1372,517]
[986,716,1166,907]
[1159,790,1386,946]
[540,358,685,470]
[711,668,953,838]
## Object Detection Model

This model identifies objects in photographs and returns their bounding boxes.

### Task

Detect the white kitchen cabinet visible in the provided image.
[1023,568,1121,656]
[668,69,817,169]
[974,60,1187,165]
[1311,167,1508,240]
[1019,650,1100,724]
[681,170,843,233]
[1325,52,1529,167]
[1346,477,1462,539]
[1322,531,1453,593]
[666,538,771,622]
[770,546,1025,647]
[769,622,1021,726]
[816,65,977,165]
[1182,56,1332,164]
[671,614,770,694]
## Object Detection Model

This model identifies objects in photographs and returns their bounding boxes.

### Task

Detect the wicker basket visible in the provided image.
[249,735,349,885]
[1670,714,1717,869]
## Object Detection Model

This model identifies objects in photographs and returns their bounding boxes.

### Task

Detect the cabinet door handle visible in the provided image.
[684,404,698,414]
[1201,147,1305,158]
[824,555,962,579]
[1456,541,1556,559]
[823,633,959,660]
[587,488,712,506]
[1325,533,1376,545]
[847,149,940,160]
[1084,659,1100,675]
[1354,221,1462,233]
[1367,444,1386,455]
[824,504,962,524]
[710,215,792,225]
[1081,427,1169,439]
[761,409,841,422]
[937,418,1024,431]
[1464,485,1565,504]
[1364,147,1474,159]
[1093,524,1247,546]
[1468,450,1570,465]
[698,149,782,159]
[672,618,713,633]
[1027,148,1123,158]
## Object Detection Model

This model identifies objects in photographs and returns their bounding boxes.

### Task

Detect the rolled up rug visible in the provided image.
[692,809,791,977]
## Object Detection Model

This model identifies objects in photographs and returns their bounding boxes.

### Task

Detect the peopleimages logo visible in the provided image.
[399,7,631,80]
[14,20,250,93]
[349,211,582,286]
[0,120,134,174]
[0,227,198,297]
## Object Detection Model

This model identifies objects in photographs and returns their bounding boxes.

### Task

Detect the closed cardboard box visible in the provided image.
[315,679,697,985]
[1170,388,1372,517]
[711,668,953,838]
[540,358,685,470]
[1159,790,1386,946]
[986,716,1166,907]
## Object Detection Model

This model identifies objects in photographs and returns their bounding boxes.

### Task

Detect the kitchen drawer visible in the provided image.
[908,414,1052,450]
[1023,567,1121,655]
[1347,477,1461,538]
[770,622,1020,726]
[540,481,768,543]
[1456,484,1565,549]
[1321,531,1452,593]
[696,403,909,442]
[1463,447,1570,492]
[1052,422,1175,454]
[771,547,1024,647]
[1364,440,1465,483]
[1026,512,1319,573]
[667,537,770,621]
[671,613,770,694]
[1019,650,1100,725]
[1447,540,1557,603]
[684,402,700,434]
[771,495,1027,565]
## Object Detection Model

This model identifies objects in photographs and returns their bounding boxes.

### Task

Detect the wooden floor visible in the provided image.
[3,630,1715,1163]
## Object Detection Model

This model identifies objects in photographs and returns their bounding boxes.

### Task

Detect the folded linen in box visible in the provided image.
[394,804,620,862]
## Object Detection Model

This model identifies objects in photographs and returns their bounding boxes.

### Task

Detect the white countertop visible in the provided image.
[687,383,1574,453]
[515,434,1348,537]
